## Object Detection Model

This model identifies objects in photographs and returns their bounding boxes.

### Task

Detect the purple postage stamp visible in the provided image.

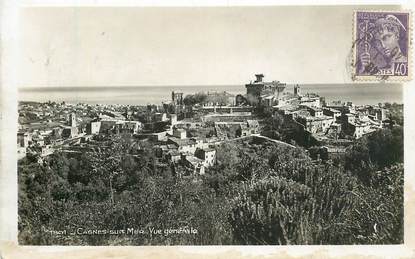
[353,10,411,81]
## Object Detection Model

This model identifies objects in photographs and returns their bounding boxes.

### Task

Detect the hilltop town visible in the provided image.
[14,4,407,247]
[17,74,404,246]
[17,74,402,175]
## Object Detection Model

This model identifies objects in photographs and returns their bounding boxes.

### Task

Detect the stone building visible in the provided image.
[323,108,341,119]
[245,74,286,107]
[87,120,101,134]
[173,128,187,139]
[167,137,209,154]
[61,127,79,139]
[236,120,260,137]
[61,112,79,138]
[195,147,216,167]
[170,114,178,125]
[294,85,301,96]
[17,132,30,148]
[181,154,205,175]
[69,113,76,127]
[306,106,323,117]
[296,116,334,134]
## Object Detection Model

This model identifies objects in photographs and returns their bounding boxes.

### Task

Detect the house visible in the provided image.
[181,154,205,175]
[87,120,101,134]
[246,120,260,134]
[61,126,79,139]
[17,132,30,148]
[88,119,142,135]
[195,148,216,167]
[167,137,208,154]
[154,113,169,122]
[341,113,356,125]
[296,116,334,134]
[116,121,142,134]
[306,106,323,117]
[150,131,169,141]
[154,143,178,159]
[81,135,94,143]
[31,134,46,146]
[17,147,27,160]
[40,145,54,157]
[236,120,260,137]
[173,128,187,139]
[368,107,387,121]
[170,114,178,125]
[299,94,321,108]
[154,144,169,158]
[99,120,117,134]
[100,111,126,121]
[166,150,181,163]
[340,114,376,139]
[323,108,341,119]
[261,95,276,107]
[237,123,251,137]
[348,121,374,139]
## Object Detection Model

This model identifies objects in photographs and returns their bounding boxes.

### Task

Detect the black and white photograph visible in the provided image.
[1,1,414,258]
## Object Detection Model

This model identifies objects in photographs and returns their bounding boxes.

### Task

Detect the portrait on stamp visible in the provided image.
[354,11,410,79]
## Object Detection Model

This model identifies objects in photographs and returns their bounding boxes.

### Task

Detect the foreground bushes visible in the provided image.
[19,132,403,245]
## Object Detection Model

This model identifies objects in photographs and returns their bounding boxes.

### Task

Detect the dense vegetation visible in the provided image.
[183,92,232,106]
[18,126,403,245]
[384,102,404,126]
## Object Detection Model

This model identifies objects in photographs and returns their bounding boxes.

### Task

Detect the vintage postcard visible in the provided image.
[1,2,414,259]
[353,10,412,81]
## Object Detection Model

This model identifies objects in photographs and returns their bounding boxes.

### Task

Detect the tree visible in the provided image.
[183,92,208,106]
[88,136,125,205]
[345,127,403,183]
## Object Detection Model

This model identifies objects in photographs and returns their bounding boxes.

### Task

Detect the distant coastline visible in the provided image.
[18,83,403,106]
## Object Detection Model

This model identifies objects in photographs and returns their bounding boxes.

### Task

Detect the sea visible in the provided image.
[18,83,403,106]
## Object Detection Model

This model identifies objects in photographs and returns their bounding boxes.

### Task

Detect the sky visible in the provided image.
[19,5,401,87]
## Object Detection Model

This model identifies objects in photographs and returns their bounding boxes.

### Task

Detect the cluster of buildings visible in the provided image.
[17,94,221,175]
[236,74,387,141]
[18,73,396,172]
[274,91,386,141]
[154,128,218,175]
[17,112,79,160]
[17,103,147,161]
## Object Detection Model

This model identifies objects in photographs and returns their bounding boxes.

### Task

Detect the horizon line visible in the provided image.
[19,82,403,91]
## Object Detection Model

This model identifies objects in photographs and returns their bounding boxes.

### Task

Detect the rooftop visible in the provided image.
[200,147,215,152]
[185,155,204,166]
[302,115,333,121]
[247,120,260,127]
[323,107,341,113]
[168,150,181,156]
[168,137,196,147]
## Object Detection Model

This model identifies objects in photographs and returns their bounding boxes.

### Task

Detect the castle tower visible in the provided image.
[254,74,264,83]
[245,74,286,107]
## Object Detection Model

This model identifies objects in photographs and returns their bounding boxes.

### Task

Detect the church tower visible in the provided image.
[294,85,301,96]
[172,91,184,106]
[69,113,76,127]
